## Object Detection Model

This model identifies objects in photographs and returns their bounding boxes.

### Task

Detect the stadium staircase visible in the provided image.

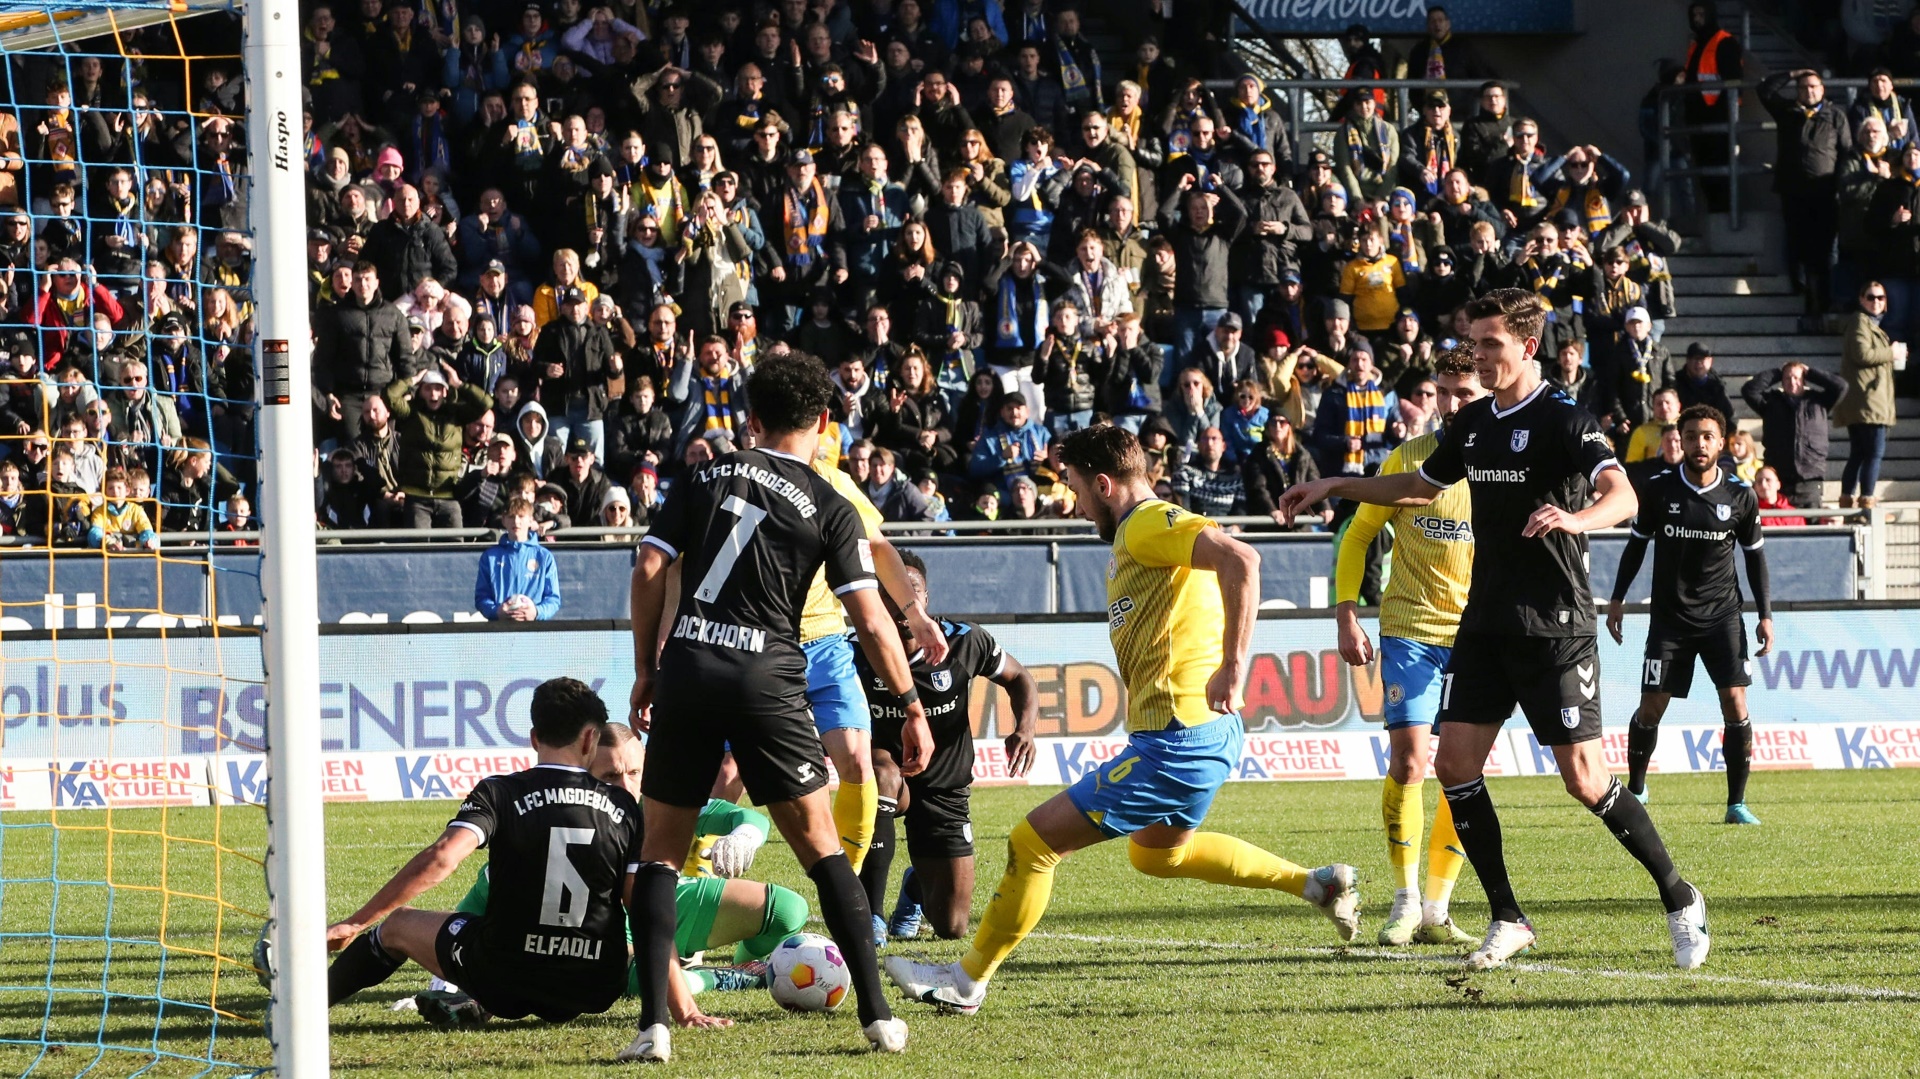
[1663,215,1920,500]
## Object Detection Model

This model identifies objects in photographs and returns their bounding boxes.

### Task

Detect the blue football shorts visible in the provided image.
[1382,636,1451,731]
[804,634,870,734]
[1066,717,1244,838]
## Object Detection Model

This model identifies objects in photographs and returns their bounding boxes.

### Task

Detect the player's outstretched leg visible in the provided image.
[807,851,908,1050]
[1414,796,1475,944]
[1568,744,1710,970]
[1128,832,1360,942]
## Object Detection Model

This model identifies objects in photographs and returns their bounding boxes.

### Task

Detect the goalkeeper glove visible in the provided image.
[706,824,765,877]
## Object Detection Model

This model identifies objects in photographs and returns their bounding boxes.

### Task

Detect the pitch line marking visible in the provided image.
[1023,931,1920,1001]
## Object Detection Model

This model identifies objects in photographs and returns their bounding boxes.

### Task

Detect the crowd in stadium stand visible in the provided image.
[4,2,1917,547]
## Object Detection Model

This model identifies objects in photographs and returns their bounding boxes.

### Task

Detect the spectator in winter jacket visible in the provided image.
[1423,168,1506,250]
[1741,360,1846,508]
[605,375,676,480]
[552,434,613,526]
[314,261,414,442]
[1594,191,1683,334]
[1309,344,1394,477]
[319,446,377,529]
[366,184,457,300]
[1037,302,1098,433]
[864,447,937,522]
[87,468,158,550]
[1184,311,1259,392]
[1159,171,1247,367]
[967,392,1050,489]
[475,497,561,621]
[1667,343,1735,422]
[1242,411,1328,529]
[383,366,494,528]
[1760,69,1852,318]
[532,286,620,458]
[1232,149,1313,325]
[1094,314,1162,430]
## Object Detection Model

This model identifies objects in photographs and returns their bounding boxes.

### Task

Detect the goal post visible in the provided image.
[244,0,330,1069]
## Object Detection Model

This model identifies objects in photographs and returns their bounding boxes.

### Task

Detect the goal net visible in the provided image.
[1,2,321,1073]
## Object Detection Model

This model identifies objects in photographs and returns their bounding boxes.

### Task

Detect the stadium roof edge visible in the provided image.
[0,0,236,53]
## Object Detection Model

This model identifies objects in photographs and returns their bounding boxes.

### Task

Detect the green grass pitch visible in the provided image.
[4,769,1919,1077]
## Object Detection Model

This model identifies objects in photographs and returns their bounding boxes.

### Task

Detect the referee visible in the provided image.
[1277,289,1710,973]
[1607,404,1773,824]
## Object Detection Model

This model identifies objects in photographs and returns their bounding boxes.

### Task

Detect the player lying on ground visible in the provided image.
[1607,404,1774,824]
[324,679,671,1022]
[1332,345,1484,947]
[625,353,931,1061]
[887,425,1362,1014]
[1276,288,1710,972]
[412,722,809,1025]
[855,548,1040,942]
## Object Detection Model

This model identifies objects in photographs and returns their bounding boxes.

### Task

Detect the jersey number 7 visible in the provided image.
[695,495,771,603]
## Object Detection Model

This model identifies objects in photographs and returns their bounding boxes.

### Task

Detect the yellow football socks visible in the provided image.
[1383,776,1423,892]
[1424,792,1466,904]
[833,777,878,873]
[1128,832,1309,897]
[960,820,1061,984]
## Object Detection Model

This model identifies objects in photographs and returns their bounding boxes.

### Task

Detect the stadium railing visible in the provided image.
[1202,77,1512,152]
[1655,77,1918,229]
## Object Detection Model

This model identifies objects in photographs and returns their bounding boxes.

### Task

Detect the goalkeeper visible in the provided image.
[415,722,808,1025]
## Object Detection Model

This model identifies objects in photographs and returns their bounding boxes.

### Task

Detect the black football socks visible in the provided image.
[1592,778,1689,912]
[630,861,678,1029]
[1626,711,1659,796]
[327,922,405,1005]
[1443,777,1524,924]
[860,796,900,913]
[807,852,891,1027]
[1723,717,1754,806]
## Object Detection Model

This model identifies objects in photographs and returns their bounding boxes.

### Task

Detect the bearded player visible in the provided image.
[887,425,1361,1014]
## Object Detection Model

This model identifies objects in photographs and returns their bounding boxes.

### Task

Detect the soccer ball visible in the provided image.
[767,933,851,1012]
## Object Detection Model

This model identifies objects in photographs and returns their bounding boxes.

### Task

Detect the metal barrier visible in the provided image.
[1201,78,1511,157]
[1655,77,1915,230]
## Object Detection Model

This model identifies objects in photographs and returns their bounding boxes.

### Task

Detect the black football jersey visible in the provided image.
[645,448,878,689]
[448,764,641,1001]
[1418,381,1622,637]
[1627,467,1763,631]
[854,620,1006,790]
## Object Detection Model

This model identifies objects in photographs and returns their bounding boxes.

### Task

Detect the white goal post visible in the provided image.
[244,0,331,1070]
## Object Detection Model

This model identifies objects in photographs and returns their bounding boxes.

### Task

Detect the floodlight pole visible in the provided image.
[244,0,330,1071]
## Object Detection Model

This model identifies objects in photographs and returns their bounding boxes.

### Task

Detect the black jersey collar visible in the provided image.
[1490,379,1549,419]
[532,763,589,773]
[760,447,807,463]
[1680,467,1722,495]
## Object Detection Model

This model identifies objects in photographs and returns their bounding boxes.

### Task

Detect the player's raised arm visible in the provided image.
[1189,526,1260,714]
[326,825,480,950]
[1276,469,1444,521]
[990,654,1041,776]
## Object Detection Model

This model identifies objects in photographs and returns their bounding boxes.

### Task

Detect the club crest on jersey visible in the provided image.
[1107,556,1117,580]
[931,671,952,693]
[1716,504,1731,521]
[1510,430,1530,452]
[1560,707,1580,729]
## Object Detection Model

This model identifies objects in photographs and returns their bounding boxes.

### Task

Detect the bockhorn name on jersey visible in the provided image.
[697,461,818,517]
[671,614,769,653]
[508,786,629,821]
[523,933,605,959]
[1466,466,1530,483]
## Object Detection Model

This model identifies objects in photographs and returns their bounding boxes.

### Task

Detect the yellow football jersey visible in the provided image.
[1334,430,1473,646]
[798,464,886,643]
[1107,499,1228,732]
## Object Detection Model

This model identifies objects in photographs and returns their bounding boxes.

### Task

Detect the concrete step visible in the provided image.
[1680,294,1805,316]
[1716,355,1843,380]
[1824,457,1920,481]
[1683,334,1842,357]
[1667,254,1767,276]
[1670,274,1796,296]
[1664,315,1803,335]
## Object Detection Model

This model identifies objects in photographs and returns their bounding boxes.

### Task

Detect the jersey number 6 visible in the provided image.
[540,827,596,928]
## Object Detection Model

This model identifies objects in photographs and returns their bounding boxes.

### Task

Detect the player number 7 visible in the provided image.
[694,496,770,603]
